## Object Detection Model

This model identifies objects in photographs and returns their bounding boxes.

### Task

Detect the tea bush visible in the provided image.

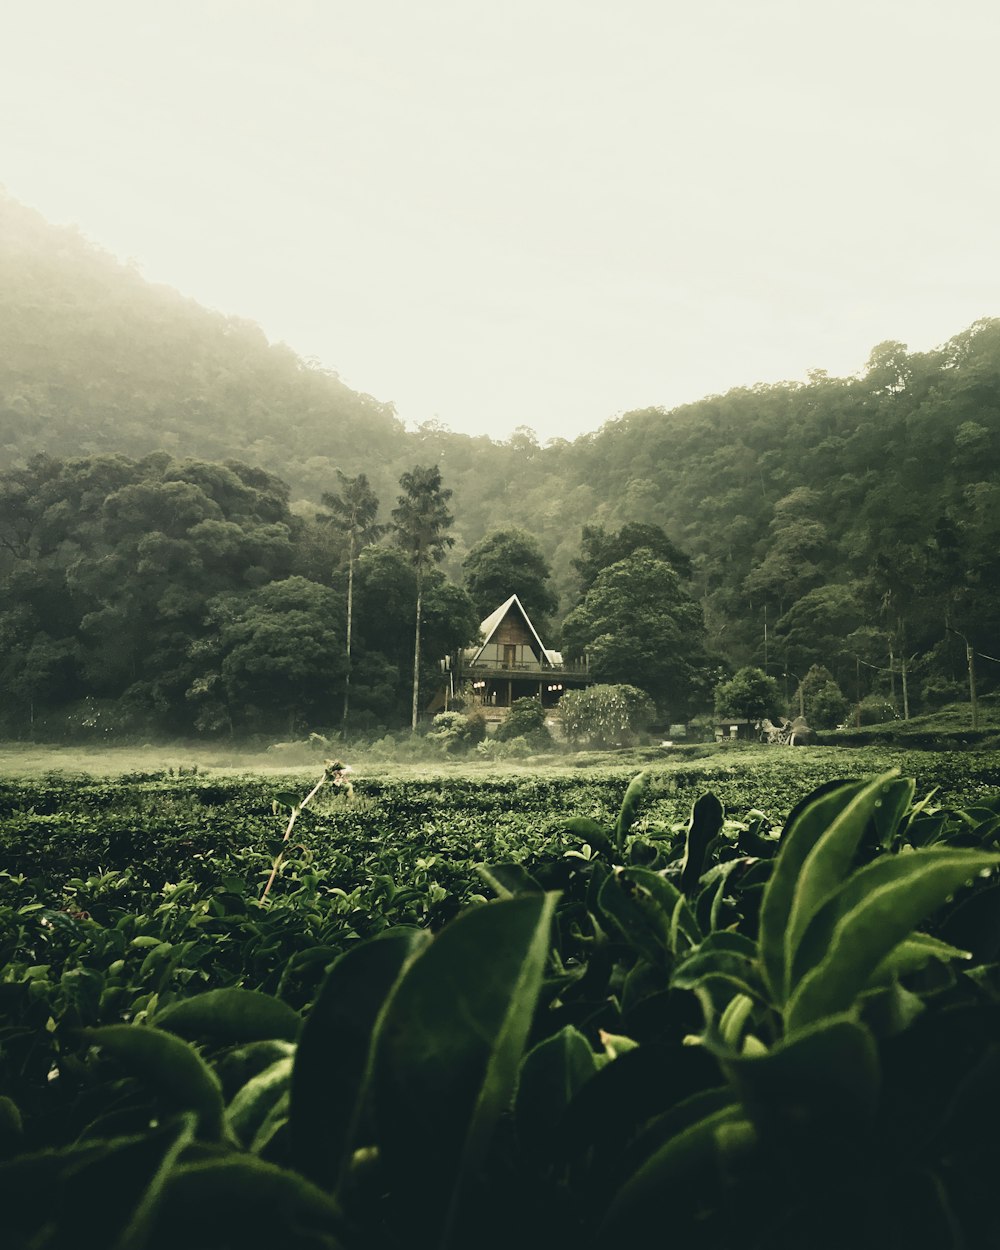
[3,753,1000,1247]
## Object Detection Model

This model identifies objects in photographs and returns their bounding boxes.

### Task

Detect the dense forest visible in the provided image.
[1,191,998,737]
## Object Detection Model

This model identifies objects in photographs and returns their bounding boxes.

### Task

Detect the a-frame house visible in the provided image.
[445,594,592,720]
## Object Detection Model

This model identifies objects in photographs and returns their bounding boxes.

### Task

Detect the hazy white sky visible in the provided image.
[2,0,998,442]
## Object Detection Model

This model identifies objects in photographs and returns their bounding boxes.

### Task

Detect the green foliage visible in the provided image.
[392,464,457,732]
[794,664,850,729]
[562,549,709,717]
[856,693,899,725]
[558,683,655,747]
[572,521,693,591]
[462,528,558,627]
[426,711,476,754]
[714,666,780,721]
[3,190,1000,723]
[494,696,550,746]
[5,756,1000,1246]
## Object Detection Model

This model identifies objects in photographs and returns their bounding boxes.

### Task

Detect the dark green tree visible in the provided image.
[558,684,655,747]
[462,528,558,627]
[319,471,385,726]
[794,664,850,729]
[195,577,346,734]
[391,465,456,730]
[561,548,709,718]
[714,666,781,722]
[572,522,692,594]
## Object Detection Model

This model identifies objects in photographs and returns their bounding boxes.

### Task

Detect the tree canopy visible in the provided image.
[561,548,709,718]
[462,528,558,627]
[4,190,1000,726]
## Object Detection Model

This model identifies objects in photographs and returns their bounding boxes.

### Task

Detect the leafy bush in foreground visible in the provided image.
[2,765,1000,1247]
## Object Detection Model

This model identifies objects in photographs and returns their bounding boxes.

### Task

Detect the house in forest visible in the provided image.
[436,594,592,722]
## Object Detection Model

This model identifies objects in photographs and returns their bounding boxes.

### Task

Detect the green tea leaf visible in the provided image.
[372,893,558,1249]
[515,1026,599,1167]
[564,816,613,856]
[602,1102,754,1237]
[790,850,976,989]
[289,927,429,1190]
[679,792,724,895]
[598,867,700,965]
[615,771,649,856]
[154,988,302,1044]
[0,1096,22,1159]
[871,776,916,849]
[476,862,543,898]
[784,771,902,996]
[722,1014,879,1141]
[0,1116,196,1250]
[869,931,972,984]
[227,1056,294,1148]
[786,849,1000,1032]
[156,1154,344,1246]
[758,775,885,1003]
[85,1024,225,1140]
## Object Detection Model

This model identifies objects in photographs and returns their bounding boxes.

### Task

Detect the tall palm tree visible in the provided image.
[320,471,384,725]
[391,465,455,730]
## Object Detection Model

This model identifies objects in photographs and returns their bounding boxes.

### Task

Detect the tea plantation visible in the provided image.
[2,746,1000,1248]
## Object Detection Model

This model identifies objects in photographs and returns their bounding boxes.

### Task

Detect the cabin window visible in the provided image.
[504,644,517,667]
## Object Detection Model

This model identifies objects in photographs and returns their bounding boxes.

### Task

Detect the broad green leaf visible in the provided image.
[868,932,972,985]
[274,791,300,809]
[758,775,883,1003]
[0,1096,22,1159]
[227,1056,294,1148]
[601,1102,754,1237]
[722,1014,879,1140]
[679,792,724,895]
[515,1025,599,1166]
[216,1040,297,1102]
[857,980,926,1038]
[476,861,543,898]
[871,776,916,848]
[0,1115,196,1250]
[84,1024,225,1140]
[289,927,428,1191]
[940,880,1000,962]
[671,932,764,999]
[790,850,976,988]
[155,1154,344,1247]
[615,770,649,856]
[784,771,902,995]
[564,815,613,856]
[154,988,302,1044]
[786,849,1000,1032]
[372,893,558,1249]
[598,866,701,965]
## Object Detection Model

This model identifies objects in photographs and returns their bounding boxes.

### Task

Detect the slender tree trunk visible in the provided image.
[888,638,898,711]
[411,569,423,732]
[343,540,354,727]
[968,640,979,730]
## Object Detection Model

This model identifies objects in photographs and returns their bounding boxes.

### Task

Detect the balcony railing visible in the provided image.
[463,658,590,676]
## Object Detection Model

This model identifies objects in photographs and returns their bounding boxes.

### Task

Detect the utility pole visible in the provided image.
[947,627,979,731]
[967,639,979,730]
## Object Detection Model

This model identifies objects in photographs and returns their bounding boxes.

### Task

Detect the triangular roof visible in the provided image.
[468,593,551,667]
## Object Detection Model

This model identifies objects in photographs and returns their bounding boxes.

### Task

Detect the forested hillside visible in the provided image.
[2,190,998,735]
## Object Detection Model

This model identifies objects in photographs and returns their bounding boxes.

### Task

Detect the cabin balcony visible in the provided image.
[461,658,591,679]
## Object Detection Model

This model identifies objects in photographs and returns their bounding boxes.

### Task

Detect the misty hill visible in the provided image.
[0,191,407,487]
[2,190,999,705]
